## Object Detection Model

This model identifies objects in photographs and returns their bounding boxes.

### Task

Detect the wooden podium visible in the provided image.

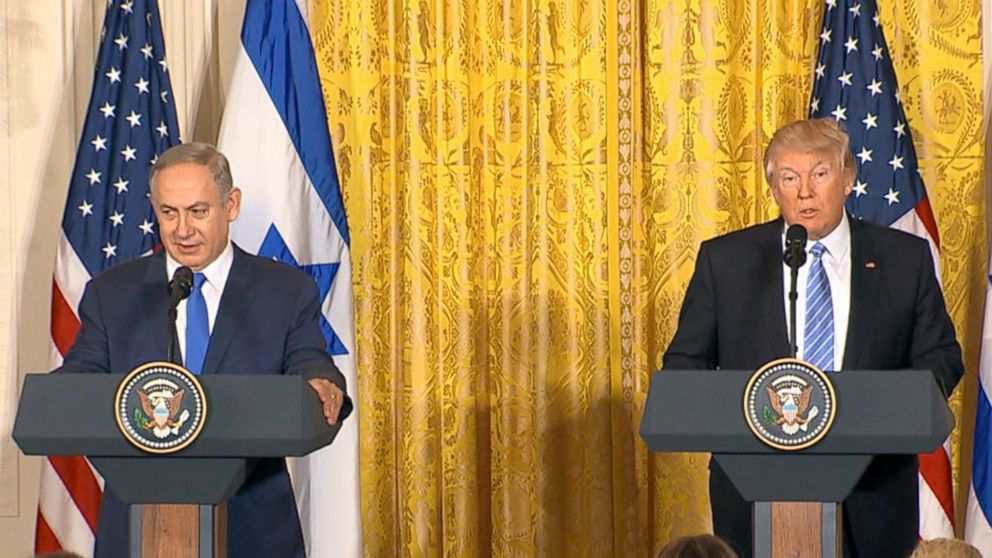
[639,369,953,558]
[14,373,342,558]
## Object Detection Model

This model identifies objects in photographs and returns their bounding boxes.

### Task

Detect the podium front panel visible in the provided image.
[640,369,953,455]
[91,457,254,504]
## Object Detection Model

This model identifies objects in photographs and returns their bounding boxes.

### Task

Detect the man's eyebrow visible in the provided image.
[778,160,831,173]
[156,201,210,211]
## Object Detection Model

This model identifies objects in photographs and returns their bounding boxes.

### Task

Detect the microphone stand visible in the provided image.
[789,264,800,358]
[168,307,180,365]
[167,267,193,365]
[783,225,807,359]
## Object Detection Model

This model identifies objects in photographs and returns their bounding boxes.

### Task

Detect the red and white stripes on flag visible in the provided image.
[906,203,956,539]
[35,0,180,554]
[808,0,954,538]
[36,239,104,555]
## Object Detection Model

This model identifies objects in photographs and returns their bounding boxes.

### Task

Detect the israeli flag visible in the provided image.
[218,1,361,556]
[966,258,992,554]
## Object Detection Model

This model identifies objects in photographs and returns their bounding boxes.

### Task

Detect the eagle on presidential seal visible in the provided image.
[137,383,190,439]
[765,375,820,435]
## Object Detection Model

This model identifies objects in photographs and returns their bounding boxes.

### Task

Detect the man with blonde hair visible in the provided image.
[910,538,982,558]
[663,118,962,557]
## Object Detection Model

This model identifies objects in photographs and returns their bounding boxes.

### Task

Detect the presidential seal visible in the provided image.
[743,358,836,451]
[115,362,207,454]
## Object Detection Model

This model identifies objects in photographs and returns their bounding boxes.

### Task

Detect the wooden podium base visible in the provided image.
[754,502,841,558]
[130,503,227,558]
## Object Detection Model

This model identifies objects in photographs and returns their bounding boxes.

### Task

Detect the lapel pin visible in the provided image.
[865,261,876,269]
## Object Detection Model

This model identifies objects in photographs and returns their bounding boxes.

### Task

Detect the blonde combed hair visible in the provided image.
[764,118,855,183]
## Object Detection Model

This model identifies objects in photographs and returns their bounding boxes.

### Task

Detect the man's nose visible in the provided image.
[176,214,193,237]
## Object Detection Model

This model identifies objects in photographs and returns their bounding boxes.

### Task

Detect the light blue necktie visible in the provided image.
[185,273,209,375]
[804,242,834,371]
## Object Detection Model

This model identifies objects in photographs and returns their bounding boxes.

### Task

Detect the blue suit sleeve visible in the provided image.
[663,242,719,371]
[909,240,963,398]
[284,275,353,420]
[56,281,111,374]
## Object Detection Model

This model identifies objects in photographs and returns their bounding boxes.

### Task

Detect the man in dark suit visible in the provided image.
[663,118,962,558]
[57,142,352,558]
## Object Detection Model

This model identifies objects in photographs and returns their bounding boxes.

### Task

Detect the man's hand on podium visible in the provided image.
[307,378,346,426]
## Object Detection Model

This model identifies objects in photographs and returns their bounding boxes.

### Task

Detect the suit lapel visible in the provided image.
[842,219,878,369]
[141,252,173,361]
[756,220,792,359]
[201,247,257,375]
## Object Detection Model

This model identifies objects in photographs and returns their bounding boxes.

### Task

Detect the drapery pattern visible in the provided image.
[308,0,985,555]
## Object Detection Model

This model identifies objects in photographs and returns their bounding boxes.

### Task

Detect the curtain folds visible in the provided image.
[309,0,985,555]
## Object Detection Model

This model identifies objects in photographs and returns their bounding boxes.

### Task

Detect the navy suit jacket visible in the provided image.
[59,245,352,558]
[663,217,962,558]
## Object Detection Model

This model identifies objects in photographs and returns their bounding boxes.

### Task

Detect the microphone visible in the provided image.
[783,224,807,358]
[784,224,808,268]
[169,266,194,309]
[167,266,193,365]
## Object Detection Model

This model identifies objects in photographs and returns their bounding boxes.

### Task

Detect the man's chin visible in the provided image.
[786,214,825,238]
[168,251,205,270]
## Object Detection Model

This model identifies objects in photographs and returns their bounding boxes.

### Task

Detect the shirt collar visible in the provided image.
[165,241,234,292]
[780,212,851,262]
[810,212,850,262]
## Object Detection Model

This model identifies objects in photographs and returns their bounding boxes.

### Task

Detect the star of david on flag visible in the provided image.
[217,0,362,556]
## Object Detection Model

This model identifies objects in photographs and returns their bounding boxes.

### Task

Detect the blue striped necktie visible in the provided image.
[185,273,209,375]
[804,242,834,371]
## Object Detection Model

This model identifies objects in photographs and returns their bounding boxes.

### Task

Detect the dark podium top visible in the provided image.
[639,369,953,502]
[14,373,341,504]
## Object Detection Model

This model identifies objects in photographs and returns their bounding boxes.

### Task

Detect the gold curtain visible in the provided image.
[308,0,985,555]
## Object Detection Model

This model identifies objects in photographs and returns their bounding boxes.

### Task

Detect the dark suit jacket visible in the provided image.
[663,218,963,558]
[59,245,353,558]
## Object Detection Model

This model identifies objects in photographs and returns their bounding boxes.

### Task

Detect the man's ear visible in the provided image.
[227,187,242,221]
[768,181,782,206]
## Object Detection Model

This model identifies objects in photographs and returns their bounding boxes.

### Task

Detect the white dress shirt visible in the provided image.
[166,242,234,362]
[781,213,852,370]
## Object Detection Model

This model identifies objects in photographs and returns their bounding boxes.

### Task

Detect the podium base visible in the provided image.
[129,503,227,558]
[754,502,840,558]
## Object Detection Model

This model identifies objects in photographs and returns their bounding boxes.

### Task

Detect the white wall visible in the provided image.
[0,1,242,555]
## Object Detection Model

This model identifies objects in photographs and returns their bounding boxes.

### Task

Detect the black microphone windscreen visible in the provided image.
[170,266,194,299]
[784,224,808,268]
[785,224,807,246]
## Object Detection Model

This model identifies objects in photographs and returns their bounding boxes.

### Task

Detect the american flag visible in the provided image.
[808,0,952,539]
[36,0,180,554]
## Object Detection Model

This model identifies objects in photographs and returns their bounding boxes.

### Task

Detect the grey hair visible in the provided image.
[149,142,234,197]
